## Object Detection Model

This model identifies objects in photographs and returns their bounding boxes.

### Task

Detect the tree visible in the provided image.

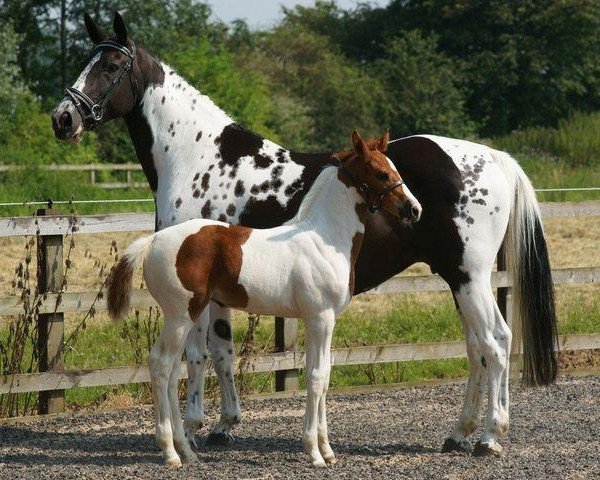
[376,31,475,138]
[245,25,386,150]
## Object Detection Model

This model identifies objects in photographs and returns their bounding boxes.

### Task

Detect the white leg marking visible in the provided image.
[454,277,511,455]
[206,302,241,440]
[183,307,210,446]
[303,311,336,467]
[148,313,193,467]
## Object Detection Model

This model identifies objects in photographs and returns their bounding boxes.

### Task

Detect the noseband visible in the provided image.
[65,40,136,130]
[339,166,404,214]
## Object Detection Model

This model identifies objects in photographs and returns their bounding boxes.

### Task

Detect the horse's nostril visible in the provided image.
[60,111,73,130]
[411,205,421,219]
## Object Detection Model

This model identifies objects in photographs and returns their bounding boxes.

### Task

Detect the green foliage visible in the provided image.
[248,25,386,150]
[493,111,600,168]
[376,31,476,138]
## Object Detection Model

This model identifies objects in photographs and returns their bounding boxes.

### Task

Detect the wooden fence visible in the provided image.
[0,163,145,189]
[1,201,599,415]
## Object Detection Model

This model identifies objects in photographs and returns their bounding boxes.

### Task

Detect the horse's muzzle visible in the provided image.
[399,200,422,223]
[51,103,83,143]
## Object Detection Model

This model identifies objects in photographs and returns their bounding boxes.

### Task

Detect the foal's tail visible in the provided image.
[492,150,558,386]
[106,235,155,321]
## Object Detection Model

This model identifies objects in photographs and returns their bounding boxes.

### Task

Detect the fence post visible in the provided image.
[126,169,133,187]
[90,169,96,185]
[275,317,299,391]
[497,244,518,379]
[37,208,65,414]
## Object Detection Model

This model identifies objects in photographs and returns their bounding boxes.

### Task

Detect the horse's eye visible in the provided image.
[376,171,389,182]
[106,63,119,74]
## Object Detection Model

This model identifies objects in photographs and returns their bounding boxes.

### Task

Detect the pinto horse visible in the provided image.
[106,131,420,467]
[52,12,558,458]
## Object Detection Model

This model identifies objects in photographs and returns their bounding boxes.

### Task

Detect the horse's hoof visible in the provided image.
[311,457,327,468]
[442,437,472,453]
[204,431,235,446]
[165,456,183,468]
[324,454,338,465]
[473,440,502,457]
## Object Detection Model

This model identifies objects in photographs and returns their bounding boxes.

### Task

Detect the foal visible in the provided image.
[107,131,421,467]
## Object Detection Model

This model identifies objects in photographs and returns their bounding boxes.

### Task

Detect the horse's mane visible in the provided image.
[331,138,383,163]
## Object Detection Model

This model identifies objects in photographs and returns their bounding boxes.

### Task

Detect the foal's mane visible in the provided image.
[331,138,383,163]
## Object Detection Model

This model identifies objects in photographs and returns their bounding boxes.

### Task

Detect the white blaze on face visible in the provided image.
[385,156,422,220]
[56,52,102,112]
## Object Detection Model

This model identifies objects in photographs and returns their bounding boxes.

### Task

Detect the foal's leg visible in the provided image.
[148,313,193,467]
[303,311,335,467]
[442,291,486,453]
[183,308,210,447]
[453,276,511,456]
[168,348,198,462]
[205,302,242,445]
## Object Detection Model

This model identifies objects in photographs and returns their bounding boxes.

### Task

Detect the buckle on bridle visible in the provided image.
[91,104,104,121]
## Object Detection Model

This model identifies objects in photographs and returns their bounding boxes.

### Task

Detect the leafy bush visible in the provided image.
[494,111,600,168]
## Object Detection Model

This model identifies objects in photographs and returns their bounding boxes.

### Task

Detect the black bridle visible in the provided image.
[65,40,137,130]
[339,165,404,214]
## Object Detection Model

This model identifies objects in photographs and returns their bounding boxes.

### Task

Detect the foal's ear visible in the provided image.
[84,13,108,44]
[377,130,390,153]
[113,11,130,45]
[352,130,369,157]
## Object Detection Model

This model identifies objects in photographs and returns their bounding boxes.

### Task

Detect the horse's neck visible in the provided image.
[296,167,366,248]
[125,61,242,190]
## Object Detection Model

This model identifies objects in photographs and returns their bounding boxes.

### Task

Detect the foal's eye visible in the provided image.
[375,171,389,182]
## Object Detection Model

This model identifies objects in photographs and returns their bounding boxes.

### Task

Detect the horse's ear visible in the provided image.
[113,11,130,45]
[84,13,107,44]
[352,130,368,157]
[377,130,390,153]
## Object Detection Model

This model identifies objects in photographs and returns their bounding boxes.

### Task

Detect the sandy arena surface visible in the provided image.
[1,375,598,479]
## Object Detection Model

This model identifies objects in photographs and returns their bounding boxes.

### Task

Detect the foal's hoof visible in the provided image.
[473,440,503,457]
[204,431,236,446]
[165,456,183,469]
[442,437,472,453]
[324,455,338,465]
[311,458,327,468]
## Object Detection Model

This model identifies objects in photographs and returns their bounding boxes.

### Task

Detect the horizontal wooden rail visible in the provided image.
[0,201,598,238]
[2,333,599,395]
[0,163,142,172]
[0,266,596,317]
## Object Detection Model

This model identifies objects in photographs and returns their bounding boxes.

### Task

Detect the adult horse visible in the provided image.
[51,12,558,457]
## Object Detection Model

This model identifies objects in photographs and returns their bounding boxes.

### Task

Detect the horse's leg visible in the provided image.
[476,299,512,456]
[183,307,210,448]
[303,311,335,467]
[442,291,486,453]
[148,312,193,467]
[453,275,511,457]
[204,301,242,445]
[168,345,198,463]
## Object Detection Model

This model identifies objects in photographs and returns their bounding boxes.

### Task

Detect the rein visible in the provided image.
[65,40,137,130]
[339,165,404,214]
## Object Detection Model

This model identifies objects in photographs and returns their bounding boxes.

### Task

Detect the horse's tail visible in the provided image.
[491,149,558,386]
[106,235,155,321]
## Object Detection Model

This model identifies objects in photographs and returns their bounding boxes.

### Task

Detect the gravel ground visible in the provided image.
[1,375,598,479]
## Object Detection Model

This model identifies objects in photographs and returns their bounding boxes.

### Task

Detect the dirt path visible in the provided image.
[1,375,598,479]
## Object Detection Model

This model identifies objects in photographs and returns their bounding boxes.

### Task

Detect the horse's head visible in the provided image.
[336,130,422,223]
[51,12,144,142]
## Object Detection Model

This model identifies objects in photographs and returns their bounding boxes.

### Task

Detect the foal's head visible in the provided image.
[336,131,422,222]
[51,12,148,142]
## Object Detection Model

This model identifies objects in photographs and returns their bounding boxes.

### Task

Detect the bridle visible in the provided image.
[339,164,404,214]
[65,40,137,130]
